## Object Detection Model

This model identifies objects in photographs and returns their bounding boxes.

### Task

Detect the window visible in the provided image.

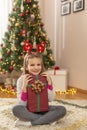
[0,0,13,45]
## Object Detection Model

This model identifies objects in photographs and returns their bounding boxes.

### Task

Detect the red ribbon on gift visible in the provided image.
[54,66,60,75]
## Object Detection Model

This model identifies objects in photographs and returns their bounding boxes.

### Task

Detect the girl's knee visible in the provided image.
[61,106,66,115]
[56,106,66,115]
[12,105,22,114]
[12,105,18,114]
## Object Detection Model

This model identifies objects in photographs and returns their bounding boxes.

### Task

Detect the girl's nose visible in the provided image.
[34,66,38,69]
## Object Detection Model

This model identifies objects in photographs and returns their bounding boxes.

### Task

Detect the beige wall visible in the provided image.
[38,0,58,60]
[39,0,87,91]
[57,0,87,90]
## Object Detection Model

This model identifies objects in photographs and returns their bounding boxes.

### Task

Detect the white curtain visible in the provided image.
[0,0,13,45]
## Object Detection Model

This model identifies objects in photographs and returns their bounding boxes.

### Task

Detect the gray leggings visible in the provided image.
[12,105,66,125]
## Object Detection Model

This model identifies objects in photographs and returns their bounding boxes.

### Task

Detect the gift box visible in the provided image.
[47,68,68,91]
[27,75,49,112]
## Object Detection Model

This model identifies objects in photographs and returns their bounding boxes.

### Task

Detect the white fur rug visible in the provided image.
[0,98,87,130]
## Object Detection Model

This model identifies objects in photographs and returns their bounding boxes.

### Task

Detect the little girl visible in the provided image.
[12,53,66,126]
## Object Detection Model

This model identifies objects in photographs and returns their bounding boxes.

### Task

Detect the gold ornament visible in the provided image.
[11,18,15,22]
[33,4,37,8]
[42,33,46,37]
[0,67,2,71]
[12,34,15,39]
[18,56,21,60]
[13,0,18,6]
[20,42,25,46]
[49,54,54,61]
[11,60,15,65]
[20,67,24,71]
[15,22,20,26]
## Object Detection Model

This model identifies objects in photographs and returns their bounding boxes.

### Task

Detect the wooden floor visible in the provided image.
[55,92,87,100]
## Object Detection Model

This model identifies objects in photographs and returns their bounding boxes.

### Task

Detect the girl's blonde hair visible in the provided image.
[23,53,45,74]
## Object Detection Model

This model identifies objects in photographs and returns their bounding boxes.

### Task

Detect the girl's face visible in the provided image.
[27,57,42,75]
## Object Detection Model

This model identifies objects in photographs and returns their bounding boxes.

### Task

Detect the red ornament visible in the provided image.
[40,23,44,27]
[25,39,30,44]
[12,86,16,91]
[13,8,17,11]
[25,20,29,24]
[26,0,31,3]
[24,41,33,52]
[37,44,44,53]
[0,58,2,61]
[8,25,13,30]
[13,8,15,11]
[0,43,3,47]
[20,29,26,36]
[26,10,29,15]
[20,13,24,17]
[9,66,14,71]
[3,72,7,74]
[35,32,38,35]
[21,29,26,34]
[40,42,45,48]
[7,50,11,55]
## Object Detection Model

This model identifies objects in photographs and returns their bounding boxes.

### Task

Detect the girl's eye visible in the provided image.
[37,64,41,66]
[30,64,34,66]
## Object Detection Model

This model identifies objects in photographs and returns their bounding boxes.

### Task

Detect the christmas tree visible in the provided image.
[0,0,55,73]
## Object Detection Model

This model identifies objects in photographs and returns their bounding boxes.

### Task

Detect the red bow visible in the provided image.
[54,66,60,75]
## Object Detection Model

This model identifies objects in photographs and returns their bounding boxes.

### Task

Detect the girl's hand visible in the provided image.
[22,74,32,92]
[41,72,52,85]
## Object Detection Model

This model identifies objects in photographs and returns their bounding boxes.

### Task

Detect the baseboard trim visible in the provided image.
[68,86,87,94]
